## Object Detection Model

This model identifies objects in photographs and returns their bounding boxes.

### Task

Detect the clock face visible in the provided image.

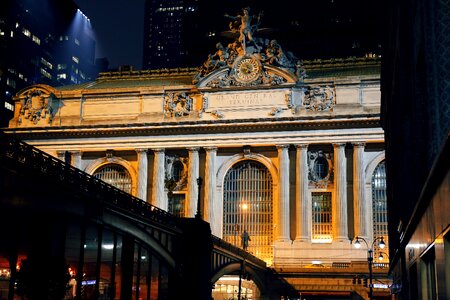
[234,57,261,83]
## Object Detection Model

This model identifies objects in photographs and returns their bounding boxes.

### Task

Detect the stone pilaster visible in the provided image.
[152,148,166,210]
[136,149,148,202]
[277,144,290,242]
[333,143,348,241]
[204,147,218,234]
[187,148,200,218]
[295,144,311,242]
[353,142,367,238]
[70,151,82,169]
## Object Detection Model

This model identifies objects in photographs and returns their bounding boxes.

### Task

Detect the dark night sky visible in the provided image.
[73,0,145,70]
[72,0,382,71]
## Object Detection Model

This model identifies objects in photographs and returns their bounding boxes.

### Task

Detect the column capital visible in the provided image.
[187,147,200,152]
[276,144,290,150]
[204,146,218,152]
[135,148,148,153]
[332,142,346,148]
[352,142,366,148]
[151,148,165,153]
[295,143,308,149]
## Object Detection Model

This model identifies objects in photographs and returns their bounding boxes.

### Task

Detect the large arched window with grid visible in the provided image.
[223,160,273,264]
[93,164,132,194]
[372,161,388,260]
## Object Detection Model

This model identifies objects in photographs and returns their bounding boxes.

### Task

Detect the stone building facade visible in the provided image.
[6,29,390,298]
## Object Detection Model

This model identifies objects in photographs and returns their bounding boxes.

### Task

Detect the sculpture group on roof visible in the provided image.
[194,7,306,84]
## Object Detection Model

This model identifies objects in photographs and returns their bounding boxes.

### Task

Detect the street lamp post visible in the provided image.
[352,236,386,300]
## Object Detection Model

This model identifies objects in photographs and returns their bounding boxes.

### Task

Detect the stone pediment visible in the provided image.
[195,58,298,89]
[193,7,306,88]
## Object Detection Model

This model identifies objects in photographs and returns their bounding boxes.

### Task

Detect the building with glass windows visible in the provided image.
[0,0,98,127]
[5,23,390,298]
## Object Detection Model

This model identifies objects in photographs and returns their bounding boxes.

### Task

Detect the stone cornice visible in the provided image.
[4,114,381,140]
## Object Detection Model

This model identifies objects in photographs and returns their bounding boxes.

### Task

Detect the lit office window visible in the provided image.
[312,192,332,242]
[22,28,30,37]
[57,73,67,80]
[223,160,273,263]
[74,38,80,45]
[6,78,16,88]
[93,164,132,194]
[4,102,14,111]
[40,68,51,79]
[72,56,79,64]
[372,161,388,257]
[32,35,40,45]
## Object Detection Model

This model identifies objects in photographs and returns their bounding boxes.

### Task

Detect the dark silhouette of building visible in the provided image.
[0,0,98,127]
[381,0,450,298]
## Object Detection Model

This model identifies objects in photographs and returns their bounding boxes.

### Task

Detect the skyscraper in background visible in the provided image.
[0,0,98,127]
[142,0,383,69]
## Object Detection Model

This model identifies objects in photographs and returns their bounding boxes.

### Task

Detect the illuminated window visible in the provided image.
[40,68,51,79]
[312,192,332,242]
[372,161,388,258]
[168,194,185,217]
[22,28,30,37]
[93,164,132,194]
[40,57,53,69]
[57,64,67,70]
[223,160,273,264]
[74,38,80,45]
[6,78,16,88]
[57,73,67,80]
[32,35,40,45]
[0,30,4,36]
[4,102,14,111]
[72,56,79,64]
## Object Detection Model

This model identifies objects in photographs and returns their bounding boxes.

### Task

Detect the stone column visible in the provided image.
[353,142,367,238]
[333,143,348,241]
[187,148,200,218]
[70,151,82,169]
[136,149,148,202]
[295,144,311,242]
[204,147,218,234]
[152,148,167,210]
[277,145,290,242]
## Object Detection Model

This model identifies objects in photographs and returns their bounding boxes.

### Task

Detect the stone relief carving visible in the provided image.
[164,156,188,193]
[308,150,334,188]
[303,86,336,112]
[193,7,307,85]
[18,89,60,125]
[211,110,225,119]
[269,107,283,116]
[164,92,193,117]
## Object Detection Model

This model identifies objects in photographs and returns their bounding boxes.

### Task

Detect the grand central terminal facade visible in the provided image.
[4,22,390,298]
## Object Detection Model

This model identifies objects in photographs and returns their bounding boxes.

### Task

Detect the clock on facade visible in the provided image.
[233,56,261,84]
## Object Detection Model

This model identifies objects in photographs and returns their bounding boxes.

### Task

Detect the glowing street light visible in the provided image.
[352,236,386,300]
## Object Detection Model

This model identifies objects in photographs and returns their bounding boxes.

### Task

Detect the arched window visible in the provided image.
[93,164,132,194]
[372,161,388,260]
[223,160,273,263]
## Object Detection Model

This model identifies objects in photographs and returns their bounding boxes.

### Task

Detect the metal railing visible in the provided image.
[211,235,267,268]
[0,131,177,227]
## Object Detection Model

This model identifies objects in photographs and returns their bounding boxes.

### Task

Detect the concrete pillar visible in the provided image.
[333,143,348,241]
[136,149,148,202]
[353,142,367,238]
[152,148,166,210]
[295,144,311,242]
[187,147,200,218]
[277,144,290,242]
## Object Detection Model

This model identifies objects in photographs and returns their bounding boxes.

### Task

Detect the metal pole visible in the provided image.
[195,177,203,219]
[368,249,373,300]
[237,260,243,300]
